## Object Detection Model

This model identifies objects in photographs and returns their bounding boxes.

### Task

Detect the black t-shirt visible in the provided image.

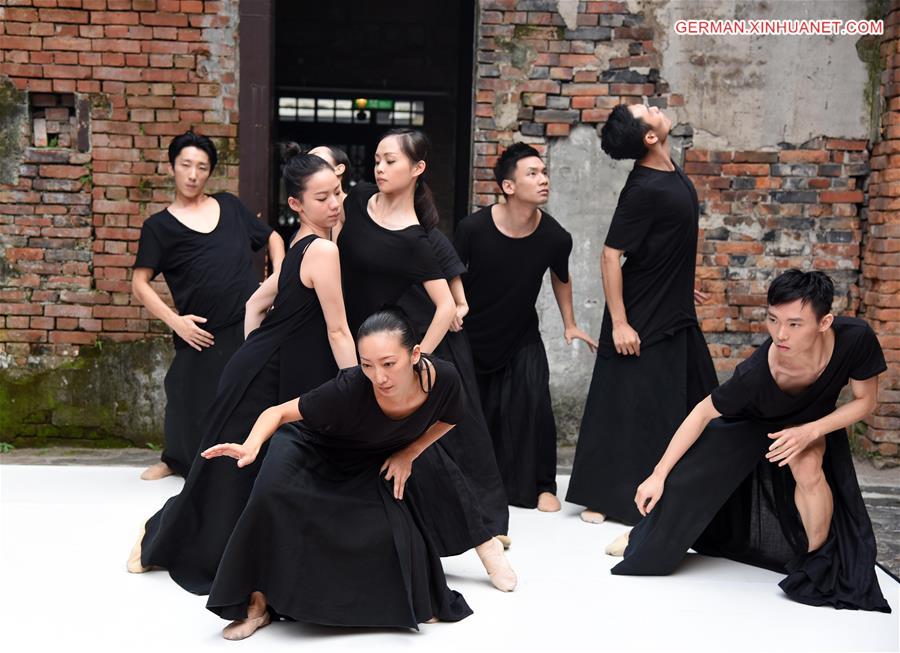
[337,182,444,334]
[397,228,467,335]
[710,317,887,427]
[454,205,572,373]
[134,192,272,348]
[597,164,700,357]
[298,357,465,453]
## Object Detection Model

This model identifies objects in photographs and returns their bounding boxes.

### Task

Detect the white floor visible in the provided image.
[1,465,897,652]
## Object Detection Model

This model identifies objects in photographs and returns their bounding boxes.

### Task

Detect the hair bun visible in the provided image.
[282,141,304,164]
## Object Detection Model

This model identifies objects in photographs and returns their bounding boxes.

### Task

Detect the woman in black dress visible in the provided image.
[397,229,511,545]
[132,131,285,480]
[200,309,473,639]
[127,152,357,592]
[611,271,891,613]
[334,128,516,589]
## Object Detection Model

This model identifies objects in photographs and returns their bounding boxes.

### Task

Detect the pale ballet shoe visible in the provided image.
[424,616,440,624]
[140,462,174,481]
[537,492,561,512]
[223,612,271,641]
[495,534,512,549]
[126,526,150,573]
[223,592,271,641]
[605,530,630,557]
[475,537,518,592]
[580,510,606,524]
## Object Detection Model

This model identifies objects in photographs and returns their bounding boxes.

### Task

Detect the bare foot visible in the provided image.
[126,525,149,573]
[223,591,271,640]
[537,492,561,512]
[475,537,518,592]
[580,510,606,524]
[605,530,630,557]
[495,534,512,549]
[140,462,174,481]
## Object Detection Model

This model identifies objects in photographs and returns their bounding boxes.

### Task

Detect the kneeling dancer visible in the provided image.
[612,270,891,613]
[201,309,474,638]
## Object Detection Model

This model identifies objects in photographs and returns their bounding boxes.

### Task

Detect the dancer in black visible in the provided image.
[455,142,596,512]
[201,310,473,639]
[335,128,517,588]
[566,104,717,526]
[127,152,357,591]
[611,270,891,613]
[132,131,285,480]
[397,228,511,545]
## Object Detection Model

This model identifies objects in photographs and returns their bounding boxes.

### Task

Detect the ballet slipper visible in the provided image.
[475,537,518,592]
[495,534,512,549]
[536,492,561,512]
[223,592,270,641]
[223,612,271,641]
[424,616,439,624]
[126,526,150,573]
[580,510,606,524]
[140,462,174,481]
[604,530,630,557]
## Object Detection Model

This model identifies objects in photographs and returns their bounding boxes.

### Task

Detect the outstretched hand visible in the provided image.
[201,442,259,468]
[694,288,710,305]
[564,326,598,353]
[381,450,415,500]
[634,473,665,517]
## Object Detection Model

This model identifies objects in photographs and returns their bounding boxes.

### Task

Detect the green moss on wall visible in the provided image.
[0,77,27,185]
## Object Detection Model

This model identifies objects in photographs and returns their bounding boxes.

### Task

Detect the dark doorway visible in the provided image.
[272,1,475,240]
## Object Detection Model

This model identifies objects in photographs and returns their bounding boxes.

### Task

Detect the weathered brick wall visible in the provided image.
[473,0,896,459]
[860,0,900,458]
[686,139,868,369]
[0,0,239,371]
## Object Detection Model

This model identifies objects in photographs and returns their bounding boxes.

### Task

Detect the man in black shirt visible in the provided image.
[566,104,717,528]
[455,143,596,511]
[132,131,284,480]
[611,270,890,613]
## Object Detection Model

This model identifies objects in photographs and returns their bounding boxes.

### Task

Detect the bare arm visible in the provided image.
[244,272,279,337]
[267,231,286,274]
[550,271,597,352]
[767,376,879,466]
[201,397,301,468]
[381,420,455,500]
[419,278,455,354]
[601,245,641,356]
[304,240,358,369]
[448,276,468,332]
[132,267,214,351]
[635,395,721,515]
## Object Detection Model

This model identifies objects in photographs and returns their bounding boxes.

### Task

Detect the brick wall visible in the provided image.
[0,0,239,371]
[473,0,896,459]
[860,0,900,458]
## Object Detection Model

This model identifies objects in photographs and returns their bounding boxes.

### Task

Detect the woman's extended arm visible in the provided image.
[201,397,302,468]
[244,272,279,337]
[305,240,357,369]
[419,278,455,354]
[380,420,455,500]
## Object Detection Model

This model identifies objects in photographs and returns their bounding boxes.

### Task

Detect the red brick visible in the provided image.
[45,304,93,318]
[778,150,829,164]
[49,331,97,344]
[820,190,865,203]
[0,330,48,343]
[38,8,90,23]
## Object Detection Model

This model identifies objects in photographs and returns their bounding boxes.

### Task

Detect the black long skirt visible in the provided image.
[429,330,509,542]
[160,321,245,477]
[566,326,717,524]
[206,425,473,629]
[141,352,281,593]
[612,418,892,613]
[477,339,558,509]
